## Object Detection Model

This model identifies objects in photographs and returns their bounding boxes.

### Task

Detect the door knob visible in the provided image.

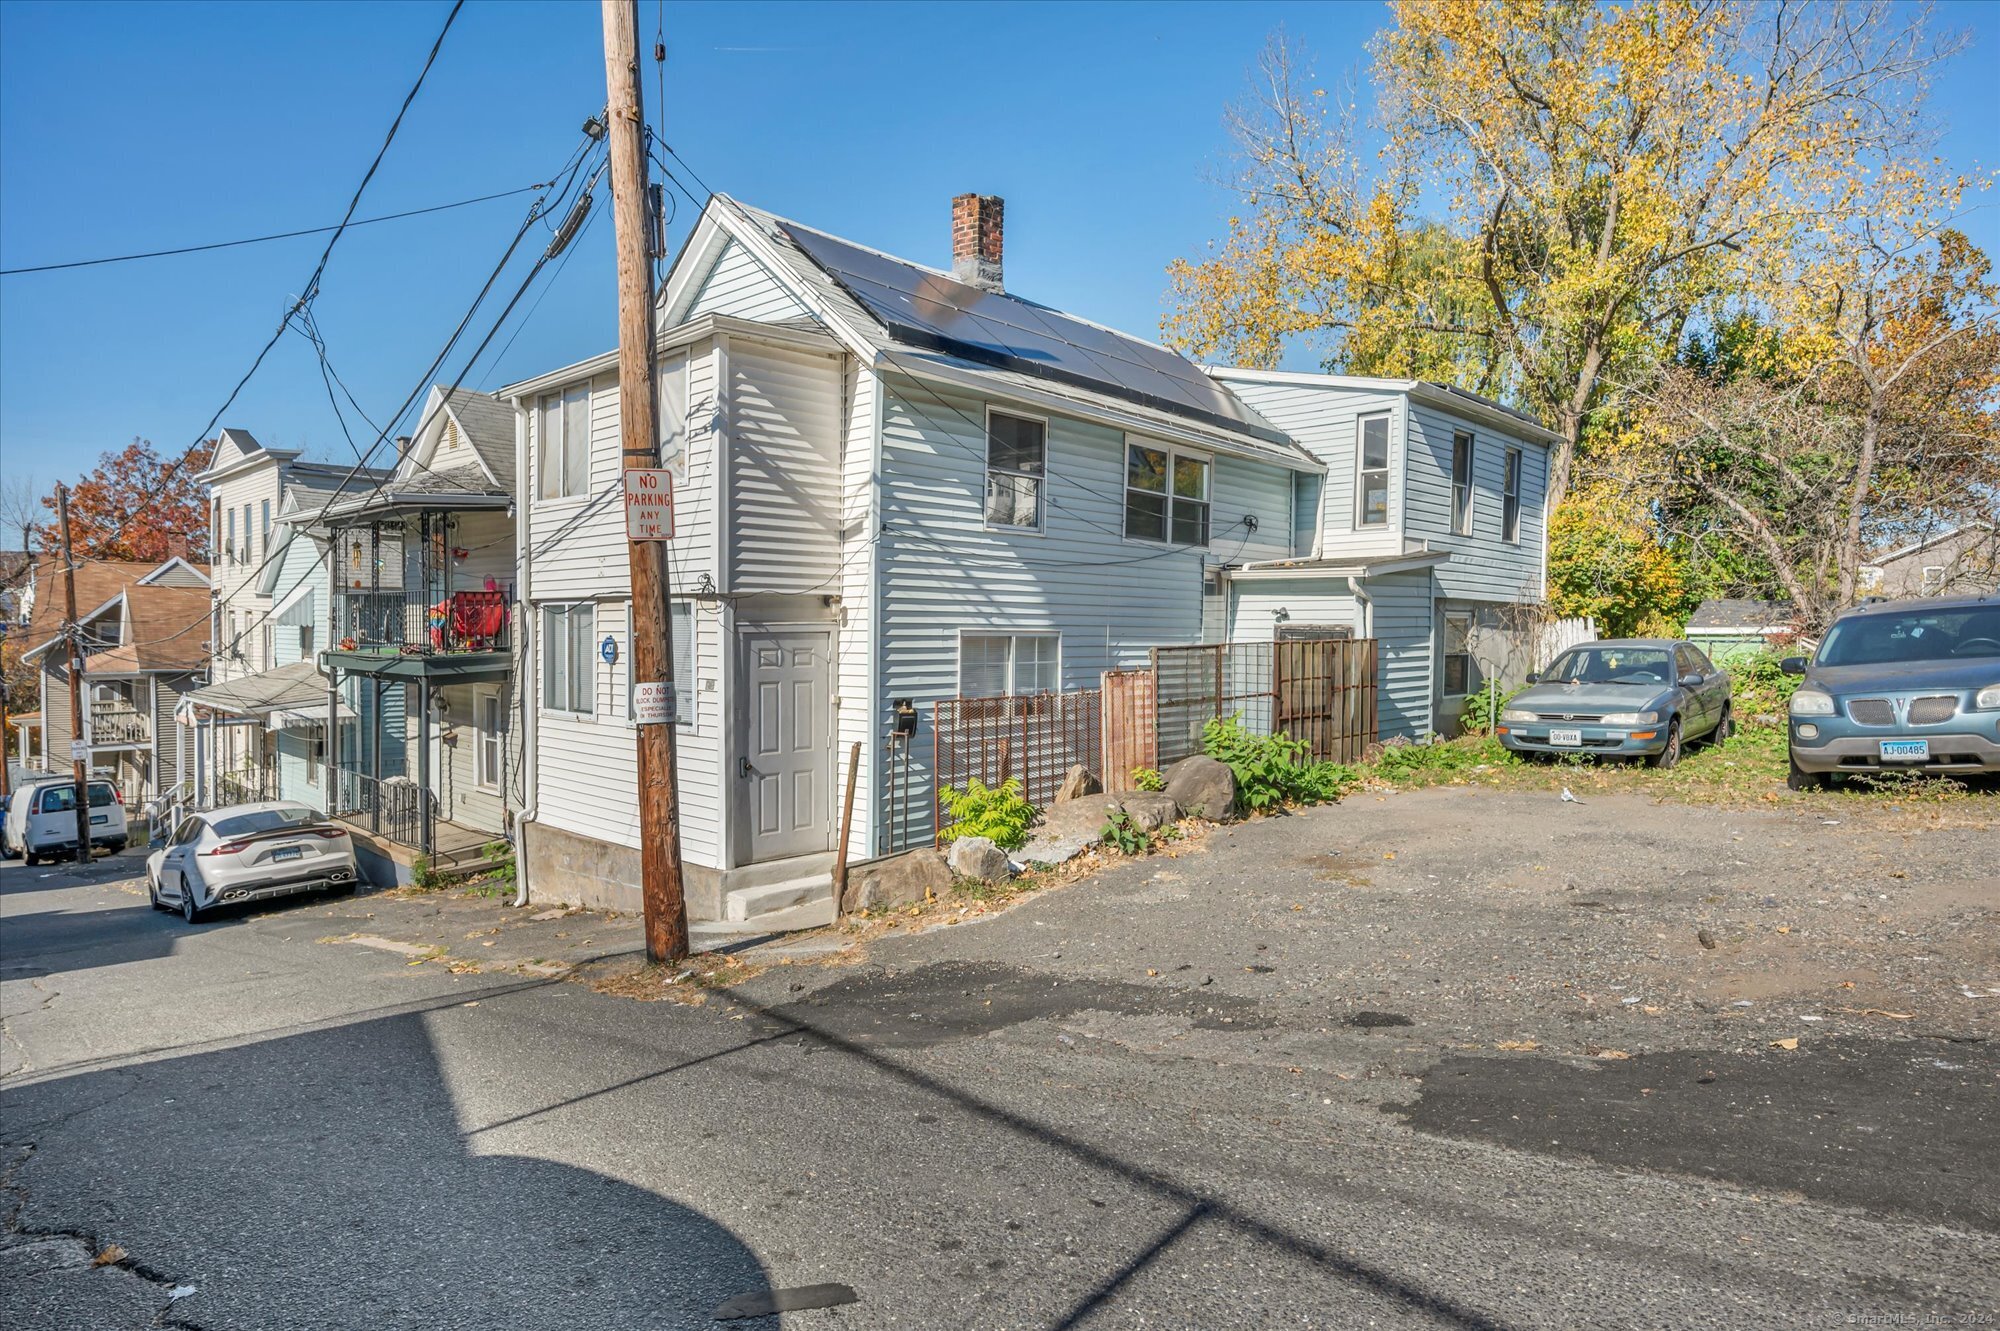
[739,757,753,778]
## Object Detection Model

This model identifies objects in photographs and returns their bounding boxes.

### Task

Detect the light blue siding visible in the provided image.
[1368,569,1436,739]
[1402,399,1548,604]
[873,376,1297,846]
[1220,378,1405,548]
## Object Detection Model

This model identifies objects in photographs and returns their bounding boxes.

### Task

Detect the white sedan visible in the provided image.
[148,802,359,923]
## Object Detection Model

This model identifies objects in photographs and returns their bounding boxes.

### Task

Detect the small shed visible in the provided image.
[1685,598,1796,662]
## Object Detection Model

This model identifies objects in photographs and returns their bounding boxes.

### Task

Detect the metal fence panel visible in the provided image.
[1152,639,1378,765]
[933,691,1101,842]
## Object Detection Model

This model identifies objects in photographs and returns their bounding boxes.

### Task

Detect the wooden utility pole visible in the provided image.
[55,484,92,861]
[602,0,688,962]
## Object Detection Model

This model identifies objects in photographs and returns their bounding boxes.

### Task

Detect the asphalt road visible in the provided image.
[2,789,1996,1329]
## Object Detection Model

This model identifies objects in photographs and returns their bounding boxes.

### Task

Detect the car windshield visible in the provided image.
[1541,646,1674,686]
[38,783,116,813]
[211,806,320,838]
[1815,606,2000,666]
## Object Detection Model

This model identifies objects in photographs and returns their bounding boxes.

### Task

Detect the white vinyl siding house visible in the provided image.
[1209,368,1560,739]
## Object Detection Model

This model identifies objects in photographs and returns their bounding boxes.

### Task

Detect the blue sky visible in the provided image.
[2,0,1996,502]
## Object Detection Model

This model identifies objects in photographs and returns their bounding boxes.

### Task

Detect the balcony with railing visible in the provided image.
[89,701,151,747]
[325,513,512,681]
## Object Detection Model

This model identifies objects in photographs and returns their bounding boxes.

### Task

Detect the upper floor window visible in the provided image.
[243,503,255,564]
[959,633,1059,698]
[985,410,1045,529]
[225,508,237,564]
[1357,414,1390,527]
[1124,443,1209,546]
[261,499,272,555]
[1451,432,1475,535]
[537,385,592,500]
[1502,448,1523,543]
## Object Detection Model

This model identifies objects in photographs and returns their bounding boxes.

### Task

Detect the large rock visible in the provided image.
[946,835,1013,884]
[1053,764,1101,803]
[1164,755,1237,821]
[842,846,951,912]
[1114,791,1180,833]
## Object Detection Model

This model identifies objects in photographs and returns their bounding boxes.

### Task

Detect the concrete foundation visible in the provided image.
[522,820,722,921]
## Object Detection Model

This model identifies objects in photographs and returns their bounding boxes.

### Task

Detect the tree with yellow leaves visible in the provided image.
[1167,1,1960,509]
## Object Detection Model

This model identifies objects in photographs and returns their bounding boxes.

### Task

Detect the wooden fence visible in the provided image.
[1099,669,1157,791]
[1152,638,1378,765]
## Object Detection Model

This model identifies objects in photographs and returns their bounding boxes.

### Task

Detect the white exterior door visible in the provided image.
[735,629,831,864]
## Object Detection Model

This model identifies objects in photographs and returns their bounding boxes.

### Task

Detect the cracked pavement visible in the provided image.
[1,788,1995,1328]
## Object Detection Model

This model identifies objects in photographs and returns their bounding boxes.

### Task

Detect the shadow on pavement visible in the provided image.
[0,1005,771,1330]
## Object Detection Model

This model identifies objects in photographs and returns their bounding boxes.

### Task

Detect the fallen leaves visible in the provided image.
[1771,1038,1800,1050]
[1841,1007,1915,1020]
[91,1245,125,1267]
[1495,1039,1540,1051]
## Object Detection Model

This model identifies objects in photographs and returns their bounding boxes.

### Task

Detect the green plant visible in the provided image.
[1201,715,1359,811]
[1460,683,1528,735]
[1131,766,1166,792]
[1100,810,1150,855]
[409,855,436,890]
[938,777,1037,850]
[480,840,518,890]
[1370,736,1511,785]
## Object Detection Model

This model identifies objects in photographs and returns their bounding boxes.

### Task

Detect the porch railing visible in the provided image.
[215,763,278,807]
[89,702,150,746]
[331,768,434,853]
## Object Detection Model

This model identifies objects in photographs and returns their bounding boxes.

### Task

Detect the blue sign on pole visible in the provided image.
[600,636,618,666]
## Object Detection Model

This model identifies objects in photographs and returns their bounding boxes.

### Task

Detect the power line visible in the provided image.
[0,182,550,277]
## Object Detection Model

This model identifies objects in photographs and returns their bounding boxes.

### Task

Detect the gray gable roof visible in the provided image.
[441,388,517,491]
[1687,598,1795,630]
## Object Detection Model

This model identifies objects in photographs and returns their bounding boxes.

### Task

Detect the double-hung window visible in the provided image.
[226,507,237,563]
[1124,442,1210,546]
[1356,414,1391,526]
[985,410,1045,529]
[243,503,254,563]
[537,385,592,500]
[261,499,271,557]
[475,689,503,789]
[1451,432,1475,535]
[1443,612,1473,695]
[1502,448,1522,543]
[626,600,694,725]
[541,602,596,714]
[958,633,1059,698]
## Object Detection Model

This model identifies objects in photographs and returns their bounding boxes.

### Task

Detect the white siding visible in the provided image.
[436,682,509,836]
[1403,399,1549,604]
[872,375,1297,847]
[724,338,844,592]
[1228,577,1359,642]
[837,366,878,861]
[524,345,728,870]
[685,238,810,322]
[1219,378,1406,557]
[209,459,286,680]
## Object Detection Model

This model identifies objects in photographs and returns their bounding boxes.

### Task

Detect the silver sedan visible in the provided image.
[148,803,359,923]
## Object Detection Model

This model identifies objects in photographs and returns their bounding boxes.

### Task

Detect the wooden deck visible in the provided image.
[335,815,505,879]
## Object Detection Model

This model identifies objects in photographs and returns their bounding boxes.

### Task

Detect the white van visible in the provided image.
[5,777,128,865]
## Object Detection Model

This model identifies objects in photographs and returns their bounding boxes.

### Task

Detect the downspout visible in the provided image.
[506,408,537,907]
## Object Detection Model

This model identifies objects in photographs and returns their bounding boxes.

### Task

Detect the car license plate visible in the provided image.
[90,814,108,825]
[1879,739,1929,762]
[1549,728,1583,747]
[271,846,304,862]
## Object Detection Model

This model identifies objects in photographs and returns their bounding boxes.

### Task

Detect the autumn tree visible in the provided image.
[36,439,214,564]
[1166,1,1958,508]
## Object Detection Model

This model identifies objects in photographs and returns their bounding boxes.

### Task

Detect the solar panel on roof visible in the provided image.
[776,222,1291,447]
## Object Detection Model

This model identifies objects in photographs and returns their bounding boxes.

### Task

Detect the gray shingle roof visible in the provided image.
[1687,598,1795,631]
[441,388,516,491]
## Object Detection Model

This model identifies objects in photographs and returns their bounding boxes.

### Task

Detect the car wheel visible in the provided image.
[1787,758,1827,791]
[181,880,205,925]
[23,851,38,867]
[1647,719,1683,769]
[1711,707,1734,745]
[107,839,127,855]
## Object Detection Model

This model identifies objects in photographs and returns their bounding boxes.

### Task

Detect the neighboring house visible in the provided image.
[1685,598,1799,663]
[304,385,521,881]
[505,192,1358,927]
[1860,523,1997,598]
[14,556,211,808]
[1205,369,1559,737]
[192,428,392,807]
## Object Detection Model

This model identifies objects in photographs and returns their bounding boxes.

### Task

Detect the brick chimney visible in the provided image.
[951,193,1004,293]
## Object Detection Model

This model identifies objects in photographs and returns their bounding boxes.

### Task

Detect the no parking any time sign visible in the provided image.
[623,469,674,540]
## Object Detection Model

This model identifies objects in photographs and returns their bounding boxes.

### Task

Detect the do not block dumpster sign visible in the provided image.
[624,469,674,540]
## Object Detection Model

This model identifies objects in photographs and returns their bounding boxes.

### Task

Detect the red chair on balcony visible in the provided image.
[444,590,508,652]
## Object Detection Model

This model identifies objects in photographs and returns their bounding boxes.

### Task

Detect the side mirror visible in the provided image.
[1779,656,1807,676]
[1524,672,1539,685]
[1678,672,1702,688]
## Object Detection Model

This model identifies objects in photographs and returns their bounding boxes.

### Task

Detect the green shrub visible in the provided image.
[1100,810,1150,855]
[1370,736,1511,784]
[1460,683,1528,735]
[1201,715,1359,811]
[481,840,518,889]
[1729,650,1801,716]
[1131,766,1166,792]
[938,777,1037,850]
[409,855,436,890]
